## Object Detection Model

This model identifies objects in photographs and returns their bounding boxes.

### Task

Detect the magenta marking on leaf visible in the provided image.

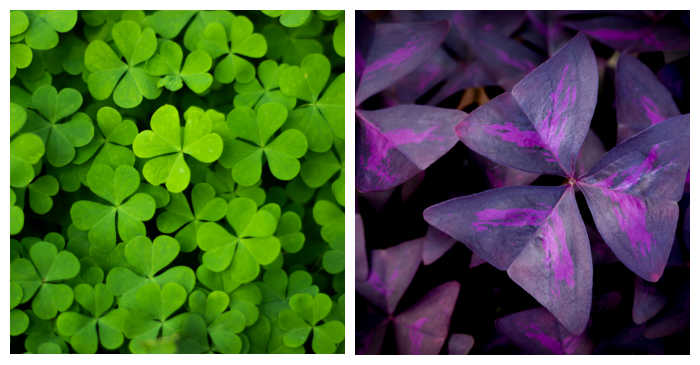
[384,126,440,146]
[482,122,556,162]
[602,189,654,258]
[538,65,577,162]
[585,28,664,50]
[360,121,397,186]
[365,270,394,299]
[494,48,536,72]
[408,317,428,354]
[472,206,550,232]
[600,144,661,190]
[363,40,419,76]
[541,207,575,295]
[524,324,562,353]
[640,96,665,124]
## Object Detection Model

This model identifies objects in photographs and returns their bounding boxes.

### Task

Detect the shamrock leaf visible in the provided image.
[300,150,342,189]
[278,293,345,354]
[259,269,319,318]
[144,10,196,39]
[313,200,345,273]
[118,281,188,353]
[333,21,344,57]
[279,53,344,152]
[56,283,127,353]
[10,10,29,38]
[23,10,78,50]
[74,106,138,168]
[10,241,80,319]
[233,60,296,110]
[70,164,156,251]
[219,102,308,186]
[132,104,224,193]
[147,40,214,94]
[27,174,59,214]
[262,10,312,28]
[187,289,248,353]
[196,197,280,281]
[22,85,93,167]
[10,133,45,188]
[263,19,324,65]
[84,20,162,108]
[105,235,195,302]
[197,15,267,84]
[11,189,25,235]
[10,43,33,78]
[156,182,227,252]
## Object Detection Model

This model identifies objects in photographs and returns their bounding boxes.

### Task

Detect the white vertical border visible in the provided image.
[344,7,357,357]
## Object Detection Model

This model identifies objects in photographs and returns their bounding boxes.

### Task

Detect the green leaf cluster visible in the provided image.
[10,10,344,354]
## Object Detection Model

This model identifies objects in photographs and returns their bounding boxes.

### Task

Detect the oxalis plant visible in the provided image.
[356,10,688,355]
[10,10,345,354]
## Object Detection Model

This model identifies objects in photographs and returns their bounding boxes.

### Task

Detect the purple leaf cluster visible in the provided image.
[355,10,689,355]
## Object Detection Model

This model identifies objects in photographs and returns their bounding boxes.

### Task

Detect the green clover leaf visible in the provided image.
[10,43,33,78]
[333,21,345,57]
[187,289,248,353]
[23,11,78,50]
[183,10,235,51]
[157,182,227,252]
[10,11,30,38]
[233,60,296,110]
[84,20,162,108]
[259,269,319,318]
[11,189,25,235]
[70,164,156,251]
[219,102,308,186]
[132,104,224,193]
[27,174,59,214]
[262,10,313,28]
[119,281,188,353]
[74,106,137,168]
[147,40,214,94]
[278,292,344,353]
[144,10,196,39]
[196,197,280,280]
[263,20,324,65]
[10,241,80,319]
[22,85,93,167]
[313,200,345,274]
[56,283,127,353]
[197,15,267,84]
[279,53,344,152]
[105,235,195,301]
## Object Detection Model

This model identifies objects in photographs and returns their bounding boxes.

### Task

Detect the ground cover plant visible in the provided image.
[10,9,345,354]
[355,10,689,355]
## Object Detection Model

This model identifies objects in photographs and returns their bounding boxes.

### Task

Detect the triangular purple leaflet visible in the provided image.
[356,105,466,193]
[393,281,460,355]
[615,53,681,143]
[356,20,449,105]
[456,33,598,177]
[421,226,456,265]
[356,213,368,282]
[495,307,593,354]
[580,115,689,281]
[356,238,422,314]
[632,277,666,325]
[447,333,474,355]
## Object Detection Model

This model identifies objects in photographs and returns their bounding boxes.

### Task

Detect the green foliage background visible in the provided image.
[10,10,345,354]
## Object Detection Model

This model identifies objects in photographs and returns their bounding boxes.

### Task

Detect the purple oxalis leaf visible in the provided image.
[565,14,690,53]
[580,115,689,281]
[615,53,680,143]
[424,34,689,336]
[447,333,475,355]
[356,20,449,105]
[356,238,423,314]
[356,213,368,282]
[456,33,598,177]
[496,307,593,354]
[384,48,458,105]
[427,61,495,106]
[632,277,666,325]
[393,281,460,355]
[356,105,466,193]
[421,226,456,265]
[424,186,592,334]
[453,12,544,90]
